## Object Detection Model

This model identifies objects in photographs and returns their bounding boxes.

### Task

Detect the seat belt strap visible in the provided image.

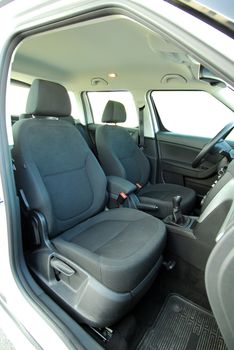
[139,106,145,150]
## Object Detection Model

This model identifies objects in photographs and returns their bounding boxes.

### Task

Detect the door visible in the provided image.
[151,90,234,196]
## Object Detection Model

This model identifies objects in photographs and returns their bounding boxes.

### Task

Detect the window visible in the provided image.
[151,90,234,140]
[6,81,30,145]
[87,91,138,128]
[9,81,30,116]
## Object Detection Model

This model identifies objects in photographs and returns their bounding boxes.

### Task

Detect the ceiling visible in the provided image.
[12,15,205,93]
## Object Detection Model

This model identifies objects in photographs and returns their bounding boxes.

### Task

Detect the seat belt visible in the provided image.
[139,106,145,150]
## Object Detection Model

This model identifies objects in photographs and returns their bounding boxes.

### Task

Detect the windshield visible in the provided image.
[170,0,234,35]
[196,0,234,20]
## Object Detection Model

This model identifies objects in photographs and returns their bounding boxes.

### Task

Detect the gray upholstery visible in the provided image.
[96,100,196,218]
[19,112,95,153]
[13,79,166,326]
[96,125,150,185]
[26,79,71,117]
[13,118,106,236]
[102,100,126,123]
[53,208,166,292]
[19,113,32,120]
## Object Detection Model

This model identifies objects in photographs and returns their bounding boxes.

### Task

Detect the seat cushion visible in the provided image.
[53,208,166,293]
[139,183,196,218]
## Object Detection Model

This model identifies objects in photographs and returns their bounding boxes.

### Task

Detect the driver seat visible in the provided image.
[96,100,196,218]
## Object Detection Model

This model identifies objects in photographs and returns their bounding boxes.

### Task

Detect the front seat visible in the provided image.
[96,100,196,218]
[12,79,166,328]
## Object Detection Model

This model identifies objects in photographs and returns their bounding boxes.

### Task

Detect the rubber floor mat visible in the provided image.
[137,294,227,350]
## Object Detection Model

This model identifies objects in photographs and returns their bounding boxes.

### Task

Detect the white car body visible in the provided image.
[0,1,233,349]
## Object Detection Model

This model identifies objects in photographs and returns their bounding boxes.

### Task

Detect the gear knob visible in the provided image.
[172,195,184,224]
[172,195,182,210]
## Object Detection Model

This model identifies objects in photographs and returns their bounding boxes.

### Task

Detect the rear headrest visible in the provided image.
[102,100,126,123]
[26,79,71,117]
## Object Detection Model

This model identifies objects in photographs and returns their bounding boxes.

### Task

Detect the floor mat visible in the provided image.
[137,294,227,350]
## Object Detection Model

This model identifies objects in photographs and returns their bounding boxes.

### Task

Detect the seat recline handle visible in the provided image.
[51,257,75,277]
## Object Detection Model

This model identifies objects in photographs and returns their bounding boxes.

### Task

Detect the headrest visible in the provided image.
[102,100,127,123]
[26,79,71,117]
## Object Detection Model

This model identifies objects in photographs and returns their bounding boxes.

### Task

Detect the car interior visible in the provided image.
[6,11,234,350]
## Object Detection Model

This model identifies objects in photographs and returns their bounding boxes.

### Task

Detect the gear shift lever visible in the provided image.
[172,195,184,224]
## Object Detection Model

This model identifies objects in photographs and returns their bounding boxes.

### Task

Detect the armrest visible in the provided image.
[137,196,159,211]
[107,176,137,196]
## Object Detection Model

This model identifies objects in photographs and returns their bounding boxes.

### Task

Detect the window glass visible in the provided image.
[68,91,80,120]
[10,82,30,116]
[87,91,138,128]
[6,81,30,145]
[151,90,234,140]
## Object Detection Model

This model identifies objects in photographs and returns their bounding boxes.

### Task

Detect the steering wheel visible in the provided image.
[192,122,234,168]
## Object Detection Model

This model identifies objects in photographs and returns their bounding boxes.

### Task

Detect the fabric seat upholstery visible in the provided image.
[19,113,96,153]
[96,100,196,218]
[12,79,166,327]
[53,208,165,292]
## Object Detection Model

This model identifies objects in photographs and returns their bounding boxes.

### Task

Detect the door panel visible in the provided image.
[157,131,219,195]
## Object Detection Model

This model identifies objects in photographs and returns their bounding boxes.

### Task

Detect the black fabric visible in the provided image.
[53,208,166,292]
[139,183,196,218]
[102,100,127,123]
[26,79,71,117]
[13,79,167,321]
[19,112,95,154]
[75,122,95,153]
[96,100,196,218]
[13,118,107,236]
[138,106,145,149]
[96,125,150,186]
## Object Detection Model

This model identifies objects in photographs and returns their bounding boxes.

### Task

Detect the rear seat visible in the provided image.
[11,115,20,125]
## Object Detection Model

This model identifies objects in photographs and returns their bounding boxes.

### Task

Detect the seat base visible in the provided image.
[27,248,163,327]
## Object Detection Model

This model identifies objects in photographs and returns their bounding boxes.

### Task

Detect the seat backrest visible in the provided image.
[96,100,150,186]
[19,112,96,153]
[13,79,107,237]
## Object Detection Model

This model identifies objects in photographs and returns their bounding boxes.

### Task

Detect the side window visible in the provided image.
[151,90,234,140]
[87,91,138,128]
[9,81,30,117]
[6,81,30,145]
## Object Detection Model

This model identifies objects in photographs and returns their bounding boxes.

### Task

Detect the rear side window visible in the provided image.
[87,91,138,128]
[9,81,30,116]
[151,90,234,139]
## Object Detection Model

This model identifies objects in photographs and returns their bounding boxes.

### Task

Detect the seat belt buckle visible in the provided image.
[117,192,128,205]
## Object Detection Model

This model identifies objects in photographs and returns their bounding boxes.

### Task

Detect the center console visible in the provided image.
[164,161,234,270]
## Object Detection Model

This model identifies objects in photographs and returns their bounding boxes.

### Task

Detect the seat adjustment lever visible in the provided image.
[51,258,75,277]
